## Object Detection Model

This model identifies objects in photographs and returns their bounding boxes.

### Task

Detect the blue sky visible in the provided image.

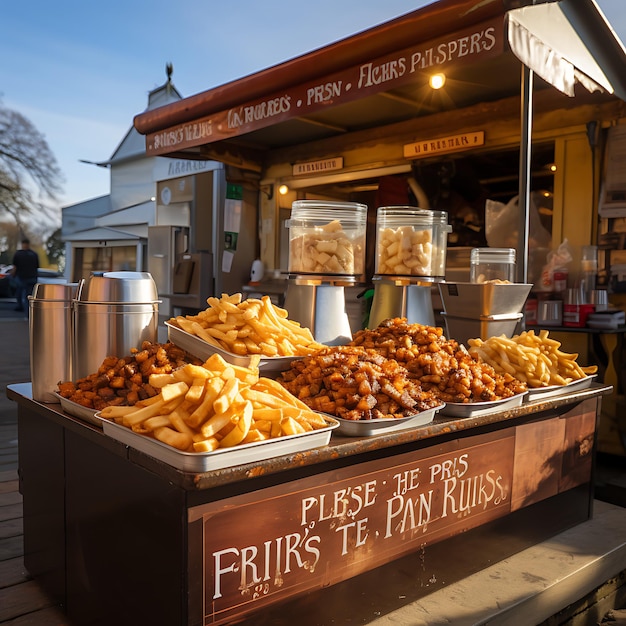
[2,0,625,219]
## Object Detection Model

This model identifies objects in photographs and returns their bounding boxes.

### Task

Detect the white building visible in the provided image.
[61,72,184,281]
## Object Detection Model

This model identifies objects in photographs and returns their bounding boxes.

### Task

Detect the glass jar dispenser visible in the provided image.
[375,207,451,279]
[470,248,516,283]
[287,200,367,276]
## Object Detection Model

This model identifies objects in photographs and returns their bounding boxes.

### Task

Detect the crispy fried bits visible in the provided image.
[277,345,443,421]
[350,318,527,403]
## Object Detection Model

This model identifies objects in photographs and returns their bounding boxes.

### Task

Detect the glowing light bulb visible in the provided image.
[278,184,289,195]
[429,73,446,90]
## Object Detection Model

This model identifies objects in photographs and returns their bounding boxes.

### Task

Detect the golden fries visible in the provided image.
[467,329,598,388]
[99,351,333,453]
[168,293,322,358]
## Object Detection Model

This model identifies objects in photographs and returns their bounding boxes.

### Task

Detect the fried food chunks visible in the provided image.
[277,345,442,421]
[350,318,527,404]
[57,341,203,411]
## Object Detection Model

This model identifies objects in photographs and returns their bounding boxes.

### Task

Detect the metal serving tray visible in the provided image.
[166,322,301,375]
[333,404,444,437]
[439,282,533,318]
[97,415,339,472]
[440,392,526,418]
[525,375,596,401]
[54,392,103,427]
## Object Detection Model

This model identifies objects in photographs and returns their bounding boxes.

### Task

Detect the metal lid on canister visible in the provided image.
[30,282,77,301]
[76,271,159,303]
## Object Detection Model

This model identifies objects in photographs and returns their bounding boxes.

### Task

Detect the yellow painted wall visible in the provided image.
[551,132,596,279]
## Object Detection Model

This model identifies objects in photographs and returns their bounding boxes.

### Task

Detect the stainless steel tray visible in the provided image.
[438,282,533,318]
[54,392,103,427]
[97,414,339,472]
[333,404,444,437]
[439,392,526,418]
[525,375,596,401]
[166,322,301,375]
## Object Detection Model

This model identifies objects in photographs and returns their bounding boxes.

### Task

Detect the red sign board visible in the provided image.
[188,401,595,624]
[146,17,504,156]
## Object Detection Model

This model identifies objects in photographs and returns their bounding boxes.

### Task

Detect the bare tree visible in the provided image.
[0,102,65,234]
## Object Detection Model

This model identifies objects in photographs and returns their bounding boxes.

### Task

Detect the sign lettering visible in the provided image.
[146,18,503,155]
[404,131,485,158]
[189,403,595,625]
[292,157,343,176]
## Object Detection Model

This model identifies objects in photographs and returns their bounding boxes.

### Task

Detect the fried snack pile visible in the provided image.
[467,329,598,387]
[57,341,202,411]
[377,226,433,275]
[350,318,527,403]
[99,353,333,452]
[289,219,364,275]
[168,292,322,358]
[276,345,443,421]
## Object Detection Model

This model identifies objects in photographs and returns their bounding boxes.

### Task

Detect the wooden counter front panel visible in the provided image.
[188,399,596,625]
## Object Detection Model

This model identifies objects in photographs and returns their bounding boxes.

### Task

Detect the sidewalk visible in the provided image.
[0,299,29,474]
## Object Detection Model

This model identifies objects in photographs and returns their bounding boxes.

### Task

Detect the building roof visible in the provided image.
[104,74,184,166]
[132,0,626,165]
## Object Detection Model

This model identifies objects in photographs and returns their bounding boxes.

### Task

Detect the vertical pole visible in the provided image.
[518,63,534,285]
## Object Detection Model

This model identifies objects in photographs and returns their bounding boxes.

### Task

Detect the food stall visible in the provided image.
[8,275,616,626]
[133,0,626,448]
[10,1,626,625]
[8,378,611,625]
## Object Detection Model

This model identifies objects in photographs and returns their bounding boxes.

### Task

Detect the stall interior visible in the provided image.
[276,142,556,327]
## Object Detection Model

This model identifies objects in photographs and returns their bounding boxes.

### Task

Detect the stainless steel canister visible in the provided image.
[72,272,160,380]
[29,283,76,402]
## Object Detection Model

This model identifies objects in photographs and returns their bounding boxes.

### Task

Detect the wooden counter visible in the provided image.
[8,382,611,626]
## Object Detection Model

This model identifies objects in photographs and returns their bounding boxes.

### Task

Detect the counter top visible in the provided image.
[8,381,611,491]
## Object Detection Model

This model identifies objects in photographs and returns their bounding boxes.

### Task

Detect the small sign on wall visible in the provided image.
[404,130,485,159]
[292,157,343,176]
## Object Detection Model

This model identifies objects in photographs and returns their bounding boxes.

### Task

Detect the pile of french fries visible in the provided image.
[98,353,334,452]
[168,293,322,358]
[467,329,598,387]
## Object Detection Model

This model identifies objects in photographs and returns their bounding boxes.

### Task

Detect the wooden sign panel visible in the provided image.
[187,400,595,625]
[404,130,485,159]
[146,17,504,156]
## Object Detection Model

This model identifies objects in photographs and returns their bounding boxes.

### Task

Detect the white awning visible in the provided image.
[506,0,626,99]
[65,226,147,244]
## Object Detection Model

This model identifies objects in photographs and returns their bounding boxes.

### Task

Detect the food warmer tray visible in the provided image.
[439,392,526,418]
[332,404,444,437]
[54,392,103,428]
[525,375,596,401]
[96,414,339,472]
[166,322,301,375]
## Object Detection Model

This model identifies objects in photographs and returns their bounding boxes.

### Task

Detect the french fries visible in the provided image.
[467,329,598,387]
[168,293,322,358]
[98,352,333,453]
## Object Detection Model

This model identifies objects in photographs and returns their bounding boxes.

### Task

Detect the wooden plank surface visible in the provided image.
[0,469,68,624]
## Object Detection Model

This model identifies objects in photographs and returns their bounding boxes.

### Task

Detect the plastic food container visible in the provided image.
[287,200,367,276]
[470,248,516,283]
[537,299,563,326]
[375,207,451,279]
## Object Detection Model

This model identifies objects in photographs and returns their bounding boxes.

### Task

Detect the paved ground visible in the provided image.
[0,298,29,473]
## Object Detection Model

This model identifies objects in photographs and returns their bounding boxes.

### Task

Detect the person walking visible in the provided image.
[12,238,39,314]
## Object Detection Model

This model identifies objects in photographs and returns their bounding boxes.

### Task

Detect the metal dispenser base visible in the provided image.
[369,278,436,329]
[283,281,352,345]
